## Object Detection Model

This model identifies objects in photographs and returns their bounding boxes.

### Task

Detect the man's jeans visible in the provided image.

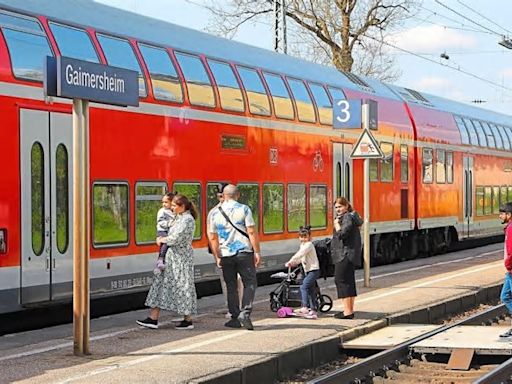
[221,252,257,319]
[300,270,320,310]
[501,272,512,314]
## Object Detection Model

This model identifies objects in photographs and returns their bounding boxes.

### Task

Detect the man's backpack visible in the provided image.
[312,238,333,279]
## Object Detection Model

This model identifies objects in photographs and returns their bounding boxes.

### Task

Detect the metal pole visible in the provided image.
[363,157,371,287]
[82,100,90,354]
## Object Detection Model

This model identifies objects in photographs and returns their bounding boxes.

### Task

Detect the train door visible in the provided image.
[332,143,353,201]
[462,156,473,238]
[20,109,73,304]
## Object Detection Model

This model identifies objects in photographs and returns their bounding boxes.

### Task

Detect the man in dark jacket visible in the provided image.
[499,202,512,337]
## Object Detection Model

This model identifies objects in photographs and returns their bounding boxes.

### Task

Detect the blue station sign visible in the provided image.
[333,99,362,129]
[44,56,139,107]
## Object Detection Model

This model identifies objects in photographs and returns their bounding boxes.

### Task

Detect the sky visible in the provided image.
[95,0,512,116]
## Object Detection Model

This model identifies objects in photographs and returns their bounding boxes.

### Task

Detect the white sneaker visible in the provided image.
[225,312,232,319]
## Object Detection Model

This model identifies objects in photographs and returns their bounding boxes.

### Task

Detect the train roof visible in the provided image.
[1,0,511,126]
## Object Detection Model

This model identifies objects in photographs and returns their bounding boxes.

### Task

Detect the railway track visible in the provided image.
[308,304,512,384]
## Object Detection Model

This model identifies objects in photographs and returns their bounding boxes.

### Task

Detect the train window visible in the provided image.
[174,52,215,108]
[436,149,446,184]
[476,187,484,216]
[31,142,45,256]
[263,184,284,233]
[478,121,495,148]
[135,182,167,245]
[369,158,379,181]
[207,59,244,112]
[503,126,512,149]
[483,186,492,215]
[469,119,487,147]
[92,183,129,247]
[309,185,327,229]
[422,148,433,184]
[0,11,53,82]
[49,22,99,63]
[492,186,500,214]
[496,125,511,150]
[263,72,294,119]
[308,83,332,125]
[501,186,508,206]
[237,184,260,231]
[454,116,470,145]
[487,122,503,149]
[462,118,479,146]
[336,162,342,197]
[446,151,454,184]
[287,184,306,232]
[287,78,315,123]
[138,44,183,103]
[509,186,512,202]
[400,145,408,183]
[172,182,202,239]
[380,142,393,182]
[327,86,346,103]
[96,34,147,97]
[236,66,271,116]
[55,144,69,254]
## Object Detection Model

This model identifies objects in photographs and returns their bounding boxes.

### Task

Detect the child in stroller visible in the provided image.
[269,226,333,318]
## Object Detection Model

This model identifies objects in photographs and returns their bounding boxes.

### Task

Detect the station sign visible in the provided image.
[44,56,139,107]
[333,99,361,129]
[350,129,384,159]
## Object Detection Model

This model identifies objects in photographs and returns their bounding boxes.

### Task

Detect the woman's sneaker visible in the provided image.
[293,307,309,316]
[175,320,194,330]
[136,317,158,329]
[305,310,318,320]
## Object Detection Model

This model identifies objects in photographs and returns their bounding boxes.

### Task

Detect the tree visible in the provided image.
[199,0,417,82]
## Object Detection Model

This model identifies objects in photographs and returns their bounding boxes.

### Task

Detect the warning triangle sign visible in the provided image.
[350,129,384,158]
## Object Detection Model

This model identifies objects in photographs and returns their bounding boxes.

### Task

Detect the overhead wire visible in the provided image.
[455,0,512,36]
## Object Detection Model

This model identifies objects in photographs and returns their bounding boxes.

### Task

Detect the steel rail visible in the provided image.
[473,356,512,384]
[307,304,507,384]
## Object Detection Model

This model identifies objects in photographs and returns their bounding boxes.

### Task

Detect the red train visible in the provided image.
[0,0,511,314]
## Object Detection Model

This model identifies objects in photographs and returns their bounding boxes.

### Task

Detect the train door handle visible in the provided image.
[45,257,50,271]
[52,258,56,270]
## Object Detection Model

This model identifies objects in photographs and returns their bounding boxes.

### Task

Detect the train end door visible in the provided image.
[332,143,353,202]
[462,156,473,238]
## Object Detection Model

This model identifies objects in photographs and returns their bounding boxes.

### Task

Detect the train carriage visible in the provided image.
[0,0,511,315]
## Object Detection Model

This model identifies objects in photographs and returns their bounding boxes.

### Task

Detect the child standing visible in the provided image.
[285,226,321,319]
[154,192,176,275]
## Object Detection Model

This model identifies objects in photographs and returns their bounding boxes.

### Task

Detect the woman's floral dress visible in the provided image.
[145,211,197,315]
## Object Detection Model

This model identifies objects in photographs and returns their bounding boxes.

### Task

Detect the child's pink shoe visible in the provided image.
[293,307,309,316]
[305,310,317,319]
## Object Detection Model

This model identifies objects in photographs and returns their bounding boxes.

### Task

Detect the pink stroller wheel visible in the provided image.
[277,307,293,318]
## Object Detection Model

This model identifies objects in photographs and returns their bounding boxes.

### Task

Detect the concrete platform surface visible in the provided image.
[0,243,506,384]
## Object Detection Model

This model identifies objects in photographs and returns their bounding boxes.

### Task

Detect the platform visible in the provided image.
[0,243,506,384]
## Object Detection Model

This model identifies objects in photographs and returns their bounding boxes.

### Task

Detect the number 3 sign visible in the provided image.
[333,99,361,129]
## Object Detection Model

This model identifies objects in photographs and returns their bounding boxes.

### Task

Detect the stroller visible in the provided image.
[269,266,333,315]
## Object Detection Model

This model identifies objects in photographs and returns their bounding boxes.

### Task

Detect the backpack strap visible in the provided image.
[218,206,249,239]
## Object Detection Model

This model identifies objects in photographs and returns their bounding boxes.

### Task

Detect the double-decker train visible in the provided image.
[0,0,511,315]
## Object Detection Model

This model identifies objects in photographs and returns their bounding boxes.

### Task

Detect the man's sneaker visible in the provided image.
[238,315,254,331]
[224,318,242,328]
[136,317,158,329]
[499,328,512,338]
[305,310,318,320]
[175,320,194,330]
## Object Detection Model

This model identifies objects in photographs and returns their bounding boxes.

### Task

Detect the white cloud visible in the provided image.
[500,68,512,78]
[391,25,476,53]
[415,76,452,90]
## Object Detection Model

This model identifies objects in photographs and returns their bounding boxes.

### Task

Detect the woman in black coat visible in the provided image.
[331,197,362,319]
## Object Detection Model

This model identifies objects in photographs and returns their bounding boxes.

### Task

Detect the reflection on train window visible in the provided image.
[237,184,260,231]
[509,186,512,202]
[369,158,378,181]
[308,83,332,125]
[327,86,345,105]
[31,142,44,256]
[422,148,433,184]
[475,187,484,216]
[503,126,512,149]
[0,11,53,82]
[93,183,129,247]
[49,22,99,63]
[336,162,342,197]
[309,185,327,229]
[454,116,470,145]
[492,186,500,214]
[446,151,453,184]
[287,184,306,232]
[462,118,479,146]
[55,144,69,254]
[288,78,315,123]
[236,66,271,116]
[97,34,147,97]
[496,125,511,150]
[400,145,408,183]
[469,119,487,147]
[207,59,244,112]
[483,186,492,215]
[206,183,222,214]
[263,72,294,120]
[436,149,446,184]
[135,182,167,244]
[263,184,283,233]
[501,186,508,206]
[174,52,215,108]
[172,182,202,239]
[478,121,495,148]
[488,122,503,149]
[139,44,183,103]
[380,142,393,182]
